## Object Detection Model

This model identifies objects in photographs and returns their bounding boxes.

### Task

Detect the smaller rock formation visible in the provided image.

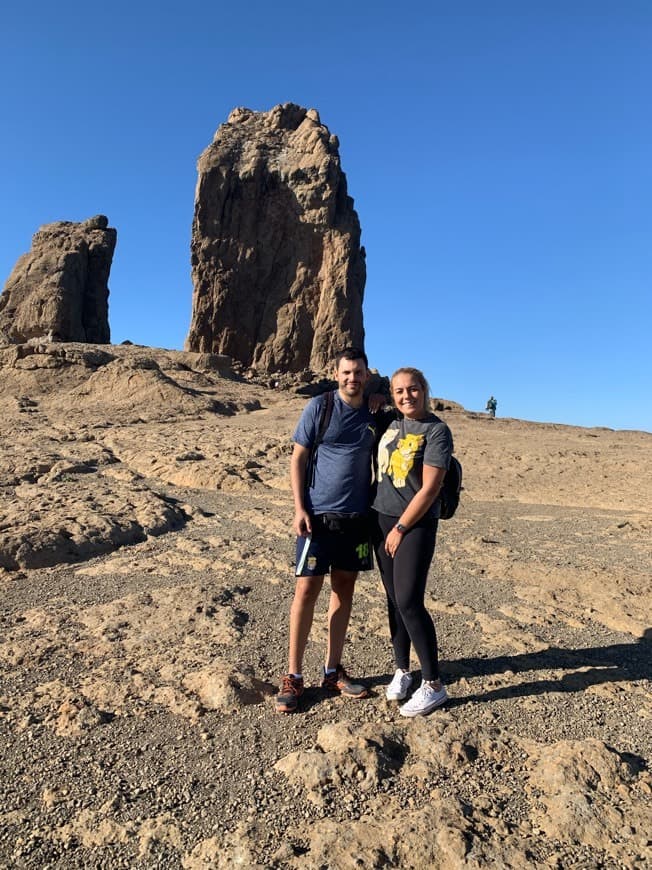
[0,215,116,344]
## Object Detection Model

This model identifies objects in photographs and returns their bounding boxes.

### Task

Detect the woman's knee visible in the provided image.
[395,595,427,623]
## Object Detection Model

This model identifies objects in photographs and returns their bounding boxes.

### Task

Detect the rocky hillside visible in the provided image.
[1,342,650,868]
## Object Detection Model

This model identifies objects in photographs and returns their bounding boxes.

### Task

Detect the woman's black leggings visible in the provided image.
[374,512,440,681]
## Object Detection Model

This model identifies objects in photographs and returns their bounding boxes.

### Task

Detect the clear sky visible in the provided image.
[2,1,650,432]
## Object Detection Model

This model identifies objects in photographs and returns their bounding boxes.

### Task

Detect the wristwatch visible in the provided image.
[395,523,407,534]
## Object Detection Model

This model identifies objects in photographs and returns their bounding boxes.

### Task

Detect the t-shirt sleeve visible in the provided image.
[292,397,320,448]
[424,422,453,470]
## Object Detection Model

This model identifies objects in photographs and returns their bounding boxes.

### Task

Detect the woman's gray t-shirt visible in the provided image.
[372,414,453,519]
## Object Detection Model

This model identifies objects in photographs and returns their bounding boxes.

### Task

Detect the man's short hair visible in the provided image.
[334,346,368,369]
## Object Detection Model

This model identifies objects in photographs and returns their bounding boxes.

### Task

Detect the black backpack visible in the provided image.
[439,455,463,520]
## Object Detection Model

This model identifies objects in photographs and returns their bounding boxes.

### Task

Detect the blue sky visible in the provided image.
[2,1,650,431]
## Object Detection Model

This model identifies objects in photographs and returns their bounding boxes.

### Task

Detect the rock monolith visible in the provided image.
[0,215,116,344]
[186,103,366,373]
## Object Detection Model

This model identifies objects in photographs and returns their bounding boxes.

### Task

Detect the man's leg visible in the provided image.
[324,569,357,670]
[321,568,369,698]
[288,575,324,674]
[277,575,324,713]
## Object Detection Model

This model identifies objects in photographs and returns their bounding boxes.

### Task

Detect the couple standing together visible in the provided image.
[276,346,454,717]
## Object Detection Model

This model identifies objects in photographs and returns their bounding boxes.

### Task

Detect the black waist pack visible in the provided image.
[315,513,369,533]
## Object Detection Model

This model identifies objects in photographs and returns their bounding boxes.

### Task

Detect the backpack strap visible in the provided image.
[307,390,335,488]
[314,389,335,450]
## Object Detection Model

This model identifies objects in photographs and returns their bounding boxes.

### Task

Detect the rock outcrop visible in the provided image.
[0,215,116,344]
[186,103,366,373]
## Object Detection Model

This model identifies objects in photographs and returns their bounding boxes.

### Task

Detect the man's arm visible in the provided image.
[367,393,388,413]
[365,371,391,413]
[290,443,312,537]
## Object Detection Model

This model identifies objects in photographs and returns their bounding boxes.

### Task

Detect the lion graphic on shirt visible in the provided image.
[388,433,424,487]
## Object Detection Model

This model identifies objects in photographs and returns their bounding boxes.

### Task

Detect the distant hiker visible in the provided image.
[275,348,379,713]
[372,367,453,716]
[486,395,497,417]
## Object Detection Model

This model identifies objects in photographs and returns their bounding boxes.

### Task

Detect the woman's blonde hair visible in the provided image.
[390,367,431,412]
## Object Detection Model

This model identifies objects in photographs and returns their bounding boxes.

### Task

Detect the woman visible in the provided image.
[373,367,453,716]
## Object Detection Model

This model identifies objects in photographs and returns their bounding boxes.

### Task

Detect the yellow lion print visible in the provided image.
[388,433,424,487]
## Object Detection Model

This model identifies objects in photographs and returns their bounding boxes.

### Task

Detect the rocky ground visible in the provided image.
[1,342,650,868]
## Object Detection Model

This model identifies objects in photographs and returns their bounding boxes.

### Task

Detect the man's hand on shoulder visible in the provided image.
[367,393,388,413]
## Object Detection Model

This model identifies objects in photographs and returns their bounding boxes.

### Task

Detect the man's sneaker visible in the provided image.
[399,681,448,717]
[321,664,369,699]
[386,669,413,701]
[275,674,304,713]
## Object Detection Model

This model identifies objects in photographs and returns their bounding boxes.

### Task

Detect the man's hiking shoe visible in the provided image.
[399,681,448,717]
[385,668,413,701]
[275,674,304,713]
[321,664,369,698]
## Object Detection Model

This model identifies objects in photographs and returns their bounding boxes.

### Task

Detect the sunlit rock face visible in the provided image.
[0,215,115,344]
[186,103,366,373]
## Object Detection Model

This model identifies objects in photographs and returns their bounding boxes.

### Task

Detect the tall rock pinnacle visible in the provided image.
[186,103,366,372]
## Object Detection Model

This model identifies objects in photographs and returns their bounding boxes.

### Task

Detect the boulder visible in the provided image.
[186,103,366,373]
[0,215,116,343]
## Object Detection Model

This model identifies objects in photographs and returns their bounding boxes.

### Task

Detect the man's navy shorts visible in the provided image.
[295,514,374,577]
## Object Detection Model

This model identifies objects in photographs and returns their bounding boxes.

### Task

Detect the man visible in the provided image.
[276,347,378,713]
[486,396,497,418]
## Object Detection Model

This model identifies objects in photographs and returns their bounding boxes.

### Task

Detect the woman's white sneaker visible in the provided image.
[386,669,413,701]
[399,681,448,717]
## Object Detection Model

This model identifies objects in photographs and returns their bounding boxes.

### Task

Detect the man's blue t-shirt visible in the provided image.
[293,392,377,515]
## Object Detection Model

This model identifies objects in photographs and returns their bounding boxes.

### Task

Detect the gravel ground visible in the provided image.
[1,482,650,869]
